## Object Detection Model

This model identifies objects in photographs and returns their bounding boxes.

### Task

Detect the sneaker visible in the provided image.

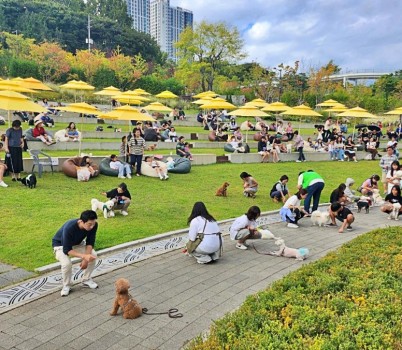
[346,226,353,231]
[325,223,337,227]
[82,279,98,289]
[354,159,358,162]
[287,223,299,228]
[160,177,164,180]
[236,243,248,250]
[136,174,140,177]
[338,159,344,162]
[126,174,132,179]
[121,210,128,216]
[0,181,8,187]
[164,174,169,180]
[296,160,301,162]
[118,175,126,179]
[60,286,70,296]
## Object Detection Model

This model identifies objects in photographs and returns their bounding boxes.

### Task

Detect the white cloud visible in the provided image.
[246,21,272,41]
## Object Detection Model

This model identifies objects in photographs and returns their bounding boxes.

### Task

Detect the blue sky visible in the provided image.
[173,0,402,74]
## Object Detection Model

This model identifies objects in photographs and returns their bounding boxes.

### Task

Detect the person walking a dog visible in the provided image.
[101,182,131,216]
[328,202,354,233]
[229,206,262,250]
[52,210,99,297]
[297,170,325,214]
[4,119,24,182]
[279,189,308,228]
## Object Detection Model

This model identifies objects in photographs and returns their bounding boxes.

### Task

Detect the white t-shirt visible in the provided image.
[109,160,121,170]
[386,169,402,193]
[283,195,300,209]
[229,214,256,240]
[188,217,221,253]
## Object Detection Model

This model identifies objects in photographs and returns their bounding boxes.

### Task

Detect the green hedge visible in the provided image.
[188,227,402,350]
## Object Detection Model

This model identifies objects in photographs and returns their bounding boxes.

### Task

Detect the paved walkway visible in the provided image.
[0,207,399,350]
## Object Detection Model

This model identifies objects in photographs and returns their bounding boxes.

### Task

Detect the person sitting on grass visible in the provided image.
[144,156,169,180]
[279,189,308,228]
[240,171,258,198]
[270,175,289,203]
[109,154,132,179]
[101,182,131,216]
[176,136,192,159]
[328,202,354,233]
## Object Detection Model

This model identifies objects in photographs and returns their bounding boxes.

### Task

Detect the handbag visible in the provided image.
[186,219,207,254]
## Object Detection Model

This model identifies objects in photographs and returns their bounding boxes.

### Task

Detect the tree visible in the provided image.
[86,0,132,27]
[175,21,245,92]
[307,60,340,105]
[68,49,107,82]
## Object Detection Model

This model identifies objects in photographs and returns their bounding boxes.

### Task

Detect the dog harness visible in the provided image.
[122,294,139,311]
[102,204,112,212]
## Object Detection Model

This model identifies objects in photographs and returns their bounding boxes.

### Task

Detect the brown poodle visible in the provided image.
[216,182,230,197]
[146,144,157,151]
[110,278,142,319]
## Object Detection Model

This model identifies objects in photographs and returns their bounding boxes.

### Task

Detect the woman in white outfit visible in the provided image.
[187,202,222,264]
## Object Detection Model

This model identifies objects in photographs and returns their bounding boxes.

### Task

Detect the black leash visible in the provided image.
[142,307,183,318]
[251,243,275,256]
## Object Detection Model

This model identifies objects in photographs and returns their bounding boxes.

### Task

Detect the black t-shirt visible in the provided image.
[384,193,402,205]
[106,188,131,200]
[336,207,352,221]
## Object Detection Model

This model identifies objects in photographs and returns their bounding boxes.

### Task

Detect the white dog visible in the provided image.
[389,202,401,221]
[371,189,384,206]
[256,227,280,240]
[270,238,309,261]
[91,198,115,219]
[310,210,330,226]
[286,143,292,153]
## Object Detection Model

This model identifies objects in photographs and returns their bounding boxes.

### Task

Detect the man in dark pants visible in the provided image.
[297,170,325,214]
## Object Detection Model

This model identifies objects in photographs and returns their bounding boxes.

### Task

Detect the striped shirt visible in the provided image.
[128,137,146,155]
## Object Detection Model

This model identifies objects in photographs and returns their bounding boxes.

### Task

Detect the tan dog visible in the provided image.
[110,278,142,319]
[146,144,157,151]
[216,182,230,197]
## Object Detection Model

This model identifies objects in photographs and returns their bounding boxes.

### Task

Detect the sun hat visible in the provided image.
[34,119,43,126]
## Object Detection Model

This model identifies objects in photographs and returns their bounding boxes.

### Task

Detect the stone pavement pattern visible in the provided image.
[0,207,399,350]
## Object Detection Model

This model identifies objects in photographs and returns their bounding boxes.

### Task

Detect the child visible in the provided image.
[328,140,336,160]
[240,172,258,198]
[168,127,178,142]
[279,189,308,228]
[270,175,289,203]
[109,154,132,179]
[145,156,168,180]
[183,142,193,160]
[328,202,354,233]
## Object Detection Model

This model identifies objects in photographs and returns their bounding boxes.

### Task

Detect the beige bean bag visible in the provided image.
[140,161,168,177]
[54,130,82,142]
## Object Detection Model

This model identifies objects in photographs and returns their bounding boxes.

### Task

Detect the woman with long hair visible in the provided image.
[4,120,24,181]
[186,202,222,264]
[128,129,146,176]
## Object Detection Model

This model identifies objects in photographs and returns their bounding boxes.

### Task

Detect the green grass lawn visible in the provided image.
[1,161,380,271]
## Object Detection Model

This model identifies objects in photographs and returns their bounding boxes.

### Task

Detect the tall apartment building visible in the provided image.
[126,0,150,34]
[126,0,193,61]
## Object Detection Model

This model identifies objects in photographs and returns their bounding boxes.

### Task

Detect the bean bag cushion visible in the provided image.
[168,157,191,174]
[141,160,168,177]
[24,128,53,141]
[54,130,82,142]
[99,158,119,177]
[253,133,263,141]
[62,157,99,178]
[208,131,216,141]
[224,143,236,152]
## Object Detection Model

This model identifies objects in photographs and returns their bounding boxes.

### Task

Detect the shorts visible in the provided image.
[234,228,251,240]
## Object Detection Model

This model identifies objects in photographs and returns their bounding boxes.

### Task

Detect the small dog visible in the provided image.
[357,196,371,213]
[146,144,157,151]
[216,182,230,197]
[21,173,37,189]
[110,278,142,319]
[286,143,292,153]
[371,189,384,206]
[389,202,401,220]
[310,210,330,226]
[91,198,115,219]
[256,227,280,240]
[271,238,309,261]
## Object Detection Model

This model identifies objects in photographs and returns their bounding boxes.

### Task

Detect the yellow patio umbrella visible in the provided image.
[229,106,270,142]
[336,106,378,137]
[155,90,178,99]
[132,88,151,96]
[199,100,237,110]
[192,96,214,105]
[99,105,155,122]
[0,80,37,93]
[316,99,339,107]
[93,86,121,96]
[323,103,348,113]
[21,77,53,91]
[143,102,173,113]
[280,104,323,131]
[55,102,100,154]
[0,91,47,127]
[112,91,150,105]
[247,98,269,108]
[261,102,289,112]
[60,80,95,102]
[192,91,218,99]
[384,107,402,115]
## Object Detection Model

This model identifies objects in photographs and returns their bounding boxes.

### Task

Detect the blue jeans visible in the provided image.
[304,181,325,213]
[130,154,143,175]
[336,149,345,160]
[297,147,305,161]
[270,189,288,200]
[116,163,131,177]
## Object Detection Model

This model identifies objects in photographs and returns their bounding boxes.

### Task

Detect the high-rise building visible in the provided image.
[127,0,193,61]
[126,0,150,34]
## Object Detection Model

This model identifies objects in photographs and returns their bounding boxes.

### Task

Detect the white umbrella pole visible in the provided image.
[8,110,11,128]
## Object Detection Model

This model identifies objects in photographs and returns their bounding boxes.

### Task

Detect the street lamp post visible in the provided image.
[273,67,283,101]
[86,14,93,52]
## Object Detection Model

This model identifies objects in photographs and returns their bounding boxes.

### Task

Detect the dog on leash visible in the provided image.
[270,238,309,261]
[21,173,37,189]
[310,210,330,226]
[110,278,142,319]
[91,198,115,219]
[256,227,280,240]
[371,189,384,206]
[389,202,401,221]
[215,182,230,197]
[357,196,371,213]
